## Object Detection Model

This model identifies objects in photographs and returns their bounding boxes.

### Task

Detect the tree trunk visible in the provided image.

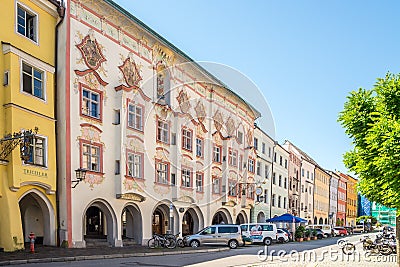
[397,215,400,267]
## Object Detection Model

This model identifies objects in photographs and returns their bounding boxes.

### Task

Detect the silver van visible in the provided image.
[185,224,244,249]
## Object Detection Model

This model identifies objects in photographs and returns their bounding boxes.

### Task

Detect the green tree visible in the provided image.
[338,73,400,265]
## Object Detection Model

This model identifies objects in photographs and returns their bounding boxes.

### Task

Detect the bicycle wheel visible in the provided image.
[148,238,156,248]
[177,238,185,248]
[379,244,393,255]
[165,237,176,249]
[342,243,355,255]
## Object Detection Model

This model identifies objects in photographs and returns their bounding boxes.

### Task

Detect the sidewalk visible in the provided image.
[0,244,229,266]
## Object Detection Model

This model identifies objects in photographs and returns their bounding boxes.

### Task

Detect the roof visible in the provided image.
[102,0,261,119]
[284,140,318,166]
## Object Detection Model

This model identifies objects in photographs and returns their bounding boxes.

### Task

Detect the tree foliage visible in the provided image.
[338,73,400,211]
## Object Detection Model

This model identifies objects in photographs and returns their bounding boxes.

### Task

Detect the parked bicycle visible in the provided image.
[337,238,356,255]
[148,233,176,249]
[164,232,186,248]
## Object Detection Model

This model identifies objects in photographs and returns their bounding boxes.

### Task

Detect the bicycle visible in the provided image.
[164,232,186,248]
[148,233,176,249]
[337,238,356,255]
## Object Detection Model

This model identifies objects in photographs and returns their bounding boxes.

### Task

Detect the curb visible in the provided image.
[0,247,230,266]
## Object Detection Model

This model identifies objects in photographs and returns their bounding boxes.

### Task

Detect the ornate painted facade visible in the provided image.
[0,0,61,251]
[56,0,260,247]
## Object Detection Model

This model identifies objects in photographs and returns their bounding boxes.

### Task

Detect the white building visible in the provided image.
[271,144,289,218]
[327,171,339,226]
[57,0,260,247]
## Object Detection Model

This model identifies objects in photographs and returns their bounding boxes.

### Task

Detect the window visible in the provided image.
[239,155,243,170]
[262,143,266,154]
[256,161,261,175]
[278,175,282,187]
[301,185,304,193]
[247,185,254,199]
[196,173,203,192]
[128,104,143,131]
[82,143,101,172]
[283,197,286,209]
[196,138,203,157]
[284,177,287,189]
[278,196,281,208]
[228,180,236,196]
[156,161,169,184]
[157,120,169,143]
[213,146,221,163]
[182,129,192,151]
[272,194,276,207]
[307,170,310,178]
[274,152,277,162]
[284,159,287,169]
[115,160,120,175]
[181,168,191,187]
[279,156,282,166]
[265,165,269,179]
[128,152,142,178]
[237,131,243,144]
[17,5,37,42]
[212,177,220,194]
[25,136,46,166]
[264,189,268,203]
[268,147,271,158]
[82,88,100,119]
[114,110,120,125]
[302,168,304,177]
[254,138,258,150]
[203,227,216,235]
[248,159,255,173]
[22,62,44,99]
[272,173,276,184]
[229,149,237,166]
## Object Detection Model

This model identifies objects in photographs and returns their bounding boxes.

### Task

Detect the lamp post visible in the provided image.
[269,141,278,219]
[72,168,87,188]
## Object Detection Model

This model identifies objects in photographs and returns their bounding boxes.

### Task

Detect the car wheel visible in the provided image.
[190,240,200,248]
[263,237,272,246]
[318,234,323,239]
[278,237,284,243]
[228,240,238,249]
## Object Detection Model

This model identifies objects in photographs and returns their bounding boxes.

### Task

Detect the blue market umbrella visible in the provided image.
[266,213,307,223]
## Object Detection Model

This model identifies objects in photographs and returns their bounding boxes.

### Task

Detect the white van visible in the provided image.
[240,223,277,245]
[306,225,332,237]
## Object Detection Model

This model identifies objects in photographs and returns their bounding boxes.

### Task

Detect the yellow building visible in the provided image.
[340,172,358,227]
[313,167,330,225]
[0,0,61,251]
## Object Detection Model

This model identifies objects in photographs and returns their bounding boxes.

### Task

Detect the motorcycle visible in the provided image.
[360,235,393,255]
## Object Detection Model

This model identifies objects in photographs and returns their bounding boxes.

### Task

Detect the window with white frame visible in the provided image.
[248,159,255,173]
[279,175,282,187]
[196,138,203,157]
[213,145,221,163]
[25,136,46,166]
[17,5,37,42]
[182,129,192,151]
[256,161,261,175]
[157,120,169,143]
[156,161,169,184]
[128,152,142,178]
[82,143,100,172]
[181,168,191,187]
[229,149,237,166]
[262,143,266,154]
[212,177,220,194]
[22,62,44,99]
[128,104,143,130]
[196,172,203,192]
[82,88,100,119]
[253,138,258,150]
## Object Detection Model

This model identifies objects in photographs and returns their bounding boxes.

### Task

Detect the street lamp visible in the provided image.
[72,168,87,188]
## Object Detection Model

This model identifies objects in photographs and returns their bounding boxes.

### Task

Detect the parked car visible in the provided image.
[307,225,332,237]
[353,224,365,233]
[333,227,348,236]
[344,226,354,235]
[185,224,244,249]
[276,229,289,243]
[278,228,293,241]
[240,223,277,246]
[313,228,326,239]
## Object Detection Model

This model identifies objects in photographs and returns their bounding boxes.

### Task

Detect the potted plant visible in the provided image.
[312,229,318,240]
[304,228,311,241]
[295,226,304,242]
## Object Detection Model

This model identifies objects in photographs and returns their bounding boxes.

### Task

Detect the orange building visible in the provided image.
[339,173,357,227]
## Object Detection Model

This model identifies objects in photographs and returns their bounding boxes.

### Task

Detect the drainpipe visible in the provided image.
[54,0,65,247]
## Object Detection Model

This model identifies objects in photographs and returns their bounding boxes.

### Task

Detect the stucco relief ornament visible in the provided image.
[193,101,207,133]
[84,173,104,189]
[176,90,191,114]
[226,117,236,137]
[213,111,224,133]
[75,30,108,86]
[246,128,254,148]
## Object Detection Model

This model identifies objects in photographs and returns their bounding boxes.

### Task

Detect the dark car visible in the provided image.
[314,228,326,239]
[278,228,293,241]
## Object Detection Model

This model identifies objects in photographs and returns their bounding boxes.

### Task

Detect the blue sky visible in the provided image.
[115,0,400,173]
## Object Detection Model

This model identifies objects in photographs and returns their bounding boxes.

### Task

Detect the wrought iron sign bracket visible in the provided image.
[0,128,38,162]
